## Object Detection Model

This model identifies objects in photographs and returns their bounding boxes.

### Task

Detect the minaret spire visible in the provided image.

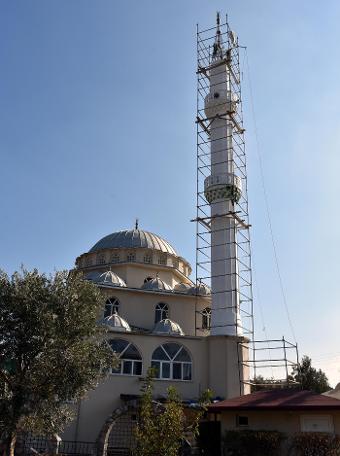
[213,12,223,60]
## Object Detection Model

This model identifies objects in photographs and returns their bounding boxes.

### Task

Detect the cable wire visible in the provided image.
[244,49,297,345]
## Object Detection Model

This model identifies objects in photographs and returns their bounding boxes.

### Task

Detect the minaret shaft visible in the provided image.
[204,38,242,336]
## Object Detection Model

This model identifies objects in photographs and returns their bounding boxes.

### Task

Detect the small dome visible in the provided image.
[153,318,185,336]
[174,282,192,293]
[100,314,131,332]
[89,229,178,256]
[84,271,101,281]
[141,277,172,292]
[189,283,211,296]
[93,271,127,288]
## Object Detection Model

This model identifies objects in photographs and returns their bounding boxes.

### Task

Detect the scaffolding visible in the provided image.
[194,14,299,391]
[195,15,253,339]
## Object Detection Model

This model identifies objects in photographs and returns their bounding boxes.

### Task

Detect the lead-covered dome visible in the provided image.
[141,277,172,292]
[99,314,131,332]
[85,271,127,288]
[153,319,185,336]
[174,282,192,293]
[89,229,177,256]
[189,283,211,296]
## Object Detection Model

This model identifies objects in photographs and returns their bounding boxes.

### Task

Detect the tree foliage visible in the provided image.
[292,356,330,394]
[251,375,288,392]
[0,268,115,455]
[251,356,331,394]
[134,370,211,456]
[134,370,185,456]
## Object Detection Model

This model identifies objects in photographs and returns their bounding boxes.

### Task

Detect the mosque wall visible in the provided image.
[62,333,208,442]
[99,288,210,336]
[62,331,248,442]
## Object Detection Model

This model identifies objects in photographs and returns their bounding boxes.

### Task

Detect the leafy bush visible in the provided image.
[223,430,284,456]
[290,432,340,456]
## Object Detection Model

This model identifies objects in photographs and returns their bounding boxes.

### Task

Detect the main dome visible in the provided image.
[89,229,178,256]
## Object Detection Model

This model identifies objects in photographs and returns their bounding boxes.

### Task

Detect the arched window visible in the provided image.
[144,276,154,284]
[158,254,167,265]
[127,252,136,262]
[151,343,192,381]
[155,303,169,323]
[144,254,152,264]
[202,307,211,330]
[85,257,92,267]
[97,253,106,265]
[109,339,142,376]
[111,253,120,263]
[104,297,120,317]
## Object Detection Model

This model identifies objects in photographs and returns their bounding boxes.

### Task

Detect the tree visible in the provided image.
[134,370,185,456]
[134,370,211,456]
[292,356,330,393]
[251,376,289,392]
[0,268,115,456]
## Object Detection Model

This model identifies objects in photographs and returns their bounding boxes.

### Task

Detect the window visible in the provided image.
[104,297,120,317]
[127,252,136,262]
[155,303,169,323]
[111,253,120,263]
[144,276,154,284]
[237,416,249,427]
[202,307,211,330]
[109,339,142,376]
[151,343,192,381]
[158,255,167,265]
[85,257,93,267]
[172,259,179,269]
[97,253,106,265]
[144,254,152,264]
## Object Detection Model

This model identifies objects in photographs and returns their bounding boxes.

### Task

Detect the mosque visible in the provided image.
[62,14,251,449]
[63,224,248,444]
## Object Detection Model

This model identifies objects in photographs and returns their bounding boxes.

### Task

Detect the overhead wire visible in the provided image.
[244,48,298,345]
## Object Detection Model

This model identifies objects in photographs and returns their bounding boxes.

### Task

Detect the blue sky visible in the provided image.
[1,0,340,386]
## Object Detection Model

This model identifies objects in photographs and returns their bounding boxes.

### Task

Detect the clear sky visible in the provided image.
[1,0,340,386]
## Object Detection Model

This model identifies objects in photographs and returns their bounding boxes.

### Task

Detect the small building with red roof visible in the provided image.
[206,389,340,454]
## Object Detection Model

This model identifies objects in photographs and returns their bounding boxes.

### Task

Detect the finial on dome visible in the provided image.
[135,218,139,230]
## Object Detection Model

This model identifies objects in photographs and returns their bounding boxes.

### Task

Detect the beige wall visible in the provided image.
[63,332,208,442]
[100,287,210,336]
[76,247,192,283]
[62,331,249,442]
[207,336,250,399]
[219,409,340,437]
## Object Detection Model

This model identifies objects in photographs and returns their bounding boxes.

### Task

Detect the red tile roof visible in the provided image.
[208,389,340,413]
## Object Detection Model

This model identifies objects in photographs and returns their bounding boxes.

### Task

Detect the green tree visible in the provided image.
[251,376,288,392]
[292,356,330,393]
[133,369,159,456]
[134,370,211,456]
[157,386,185,456]
[0,269,115,456]
[134,370,185,456]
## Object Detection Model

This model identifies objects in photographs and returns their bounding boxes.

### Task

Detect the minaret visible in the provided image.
[203,13,242,336]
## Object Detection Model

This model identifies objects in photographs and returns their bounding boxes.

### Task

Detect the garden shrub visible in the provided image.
[290,432,340,456]
[223,429,284,456]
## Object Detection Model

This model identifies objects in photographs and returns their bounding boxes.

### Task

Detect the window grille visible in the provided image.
[104,297,120,317]
[110,339,142,376]
[151,343,192,381]
[155,303,169,323]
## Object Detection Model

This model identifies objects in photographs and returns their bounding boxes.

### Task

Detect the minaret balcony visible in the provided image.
[204,90,238,118]
[204,173,242,204]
